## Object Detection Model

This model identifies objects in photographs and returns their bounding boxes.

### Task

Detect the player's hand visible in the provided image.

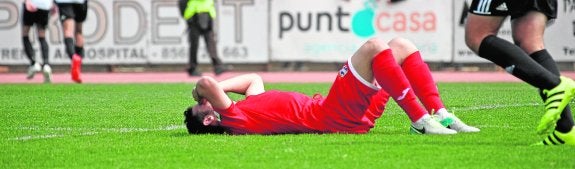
[25,1,37,12]
[192,87,207,105]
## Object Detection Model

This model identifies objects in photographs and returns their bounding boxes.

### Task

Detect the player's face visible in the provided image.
[193,103,213,114]
[192,104,221,126]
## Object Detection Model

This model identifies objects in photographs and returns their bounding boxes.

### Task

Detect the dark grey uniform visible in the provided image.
[469,0,557,20]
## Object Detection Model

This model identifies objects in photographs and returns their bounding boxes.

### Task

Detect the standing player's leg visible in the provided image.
[466,12,575,135]
[74,22,84,58]
[23,26,42,80]
[61,18,76,59]
[37,24,52,83]
[22,6,41,80]
[351,38,455,134]
[388,37,479,132]
[202,16,226,75]
[187,20,202,76]
[69,2,88,83]
[73,2,87,58]
[512,8,575,145]
[58,3,82,83]
[466,5,560,90]
[508,5,575,136]
[35,9,51,83]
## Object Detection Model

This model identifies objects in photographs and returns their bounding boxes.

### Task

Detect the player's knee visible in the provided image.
[388,37,416,52]
[75,29,83,35]
[363,38,389,57]
[365,38,387,49]
[465,34,484,52]
[246,73,262,81]
[516,41,544,54]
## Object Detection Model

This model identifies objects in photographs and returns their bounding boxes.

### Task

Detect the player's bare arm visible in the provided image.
[193,73,264,110]
[193,76,232,110]
[218,73,265,97]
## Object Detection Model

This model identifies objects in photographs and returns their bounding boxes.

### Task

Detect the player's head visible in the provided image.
[183,104,225,134]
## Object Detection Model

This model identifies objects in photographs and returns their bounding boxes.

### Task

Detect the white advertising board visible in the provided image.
[547,0,575,61]
[214,0,269,63]
[270,0,453,62]
[0,0,269,65]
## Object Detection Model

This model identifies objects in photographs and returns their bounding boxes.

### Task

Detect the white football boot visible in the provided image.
[410,114,457,135]
[434,108,480,133]
[43,64,52,83]
[26,63,41,79]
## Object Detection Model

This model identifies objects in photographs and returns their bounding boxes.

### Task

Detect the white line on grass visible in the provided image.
[8,125,185,141]
[9,134,66,141]
[384,102,541,115]
[6,103,543,141]
[451,102,540,111]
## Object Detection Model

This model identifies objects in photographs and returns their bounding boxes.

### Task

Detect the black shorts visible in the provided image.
[22,3,50,29]
[56,1,88,22]
[469,0,557,20]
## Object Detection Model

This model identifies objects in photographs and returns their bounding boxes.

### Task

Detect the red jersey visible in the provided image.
[216,90,325,134]
[215,62,391,135]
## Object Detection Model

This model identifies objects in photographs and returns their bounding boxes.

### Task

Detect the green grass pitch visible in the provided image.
[2,82,575,168]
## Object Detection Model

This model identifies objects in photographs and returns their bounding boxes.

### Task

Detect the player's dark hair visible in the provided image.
[183,106,225,134]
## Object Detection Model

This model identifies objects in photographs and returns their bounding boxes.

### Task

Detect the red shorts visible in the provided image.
[319,58,386,133]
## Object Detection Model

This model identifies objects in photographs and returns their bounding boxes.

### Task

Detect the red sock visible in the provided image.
[372,49,426,122]
[401,51,444,113]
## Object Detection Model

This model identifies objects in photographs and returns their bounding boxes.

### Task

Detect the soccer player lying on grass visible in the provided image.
[184,37,479,135]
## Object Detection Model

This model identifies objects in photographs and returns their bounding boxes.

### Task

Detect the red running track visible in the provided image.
[2,71,575,84]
